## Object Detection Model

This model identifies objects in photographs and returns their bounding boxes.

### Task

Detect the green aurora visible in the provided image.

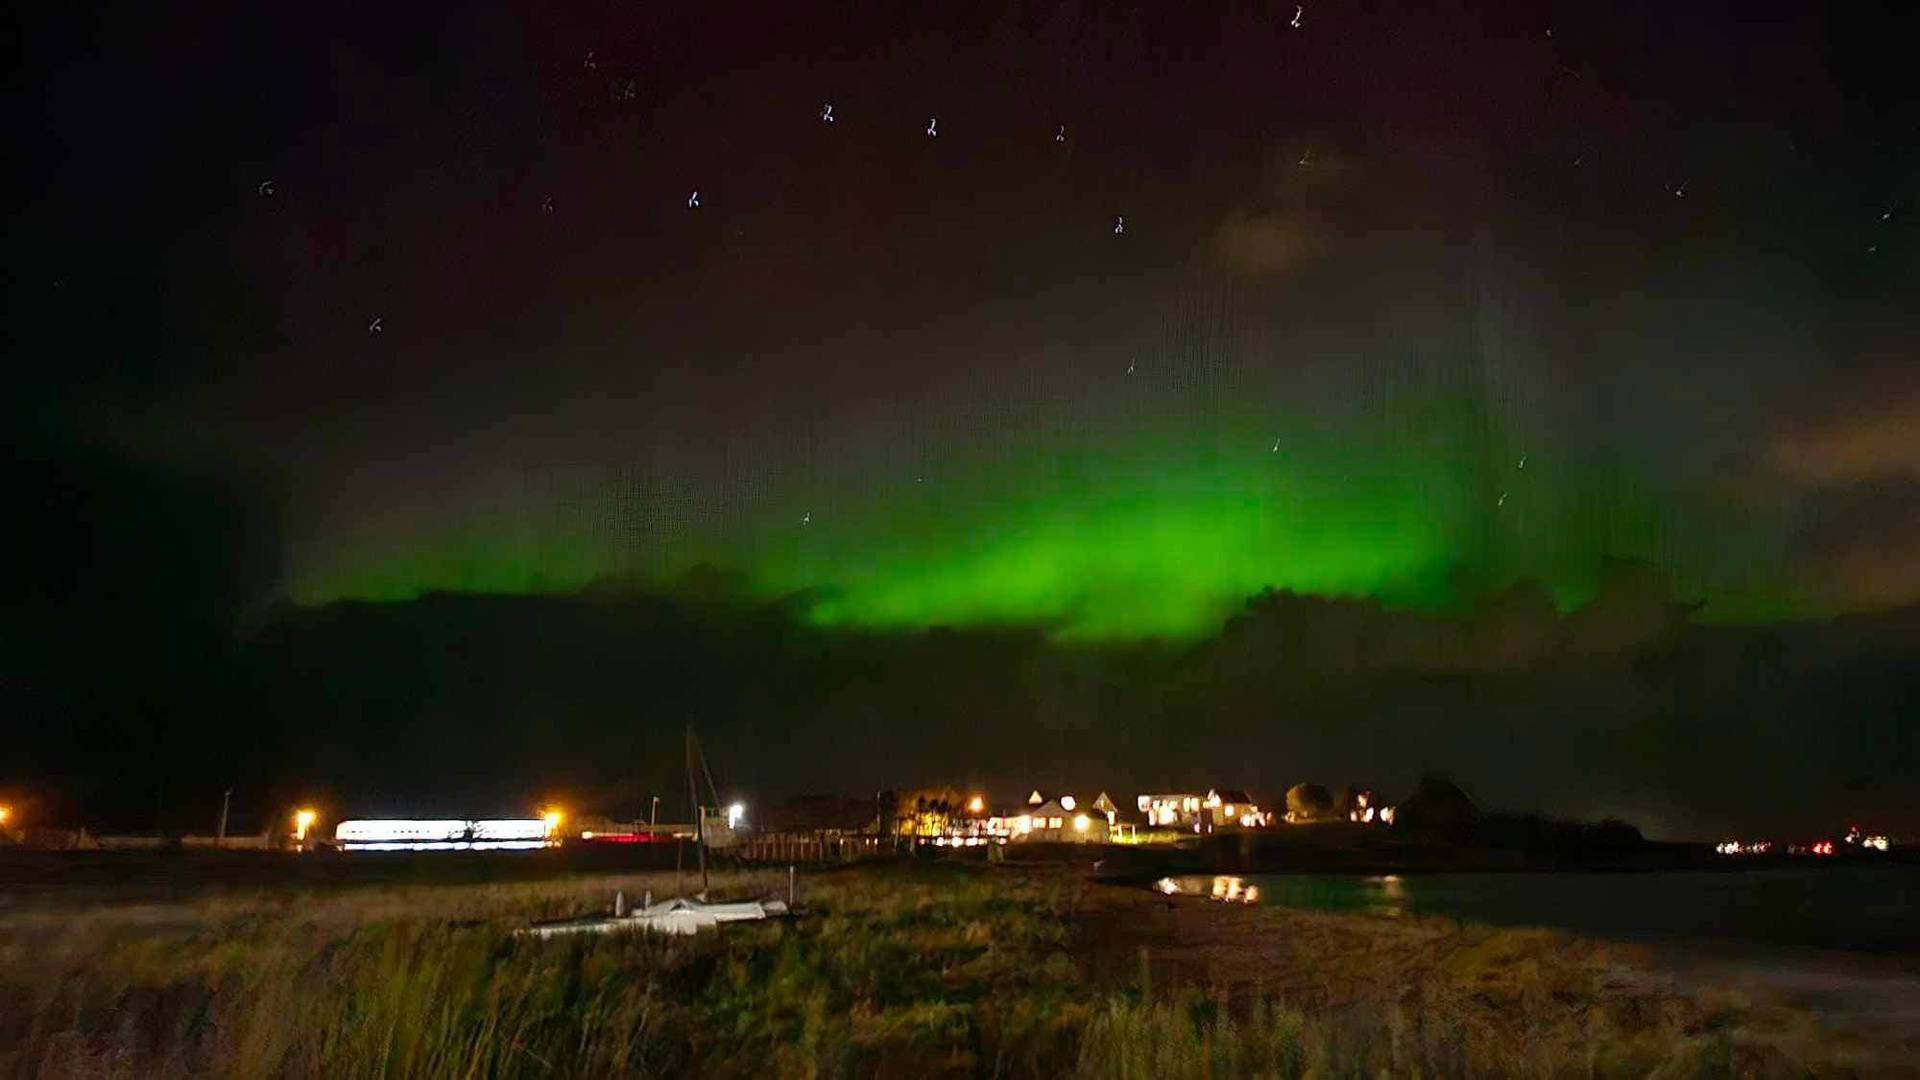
[290,397,1800,638]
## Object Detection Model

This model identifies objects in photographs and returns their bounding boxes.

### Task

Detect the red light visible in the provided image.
[581,831,653,844]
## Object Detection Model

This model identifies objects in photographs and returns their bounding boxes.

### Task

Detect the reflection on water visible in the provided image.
[1159,866,1920,951]
[1156,875,1260,904]
[1377,874,1405,907]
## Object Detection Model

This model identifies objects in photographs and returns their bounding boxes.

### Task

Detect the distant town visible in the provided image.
[0,780,1897,861]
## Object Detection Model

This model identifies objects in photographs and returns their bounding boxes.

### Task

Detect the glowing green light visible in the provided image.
[288,402,1801,637]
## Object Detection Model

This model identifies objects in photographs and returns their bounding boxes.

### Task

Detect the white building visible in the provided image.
[990,792,1110,843]
[1136,789,1268,832]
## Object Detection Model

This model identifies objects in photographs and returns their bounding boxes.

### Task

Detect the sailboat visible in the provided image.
[520,727,790,938]
[521,893,790,938]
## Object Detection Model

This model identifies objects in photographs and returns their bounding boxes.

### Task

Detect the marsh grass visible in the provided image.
[2,863,1090,1078]
[0,861,1902,1078]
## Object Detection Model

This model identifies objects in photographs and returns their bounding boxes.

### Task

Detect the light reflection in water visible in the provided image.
[1161,873,1411,916]
[1371,874,1407,915]
[1209,875,1256,903]
[1153,868,1919,951]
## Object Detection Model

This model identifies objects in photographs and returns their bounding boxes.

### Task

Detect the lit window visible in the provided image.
[1049,817,1063,829]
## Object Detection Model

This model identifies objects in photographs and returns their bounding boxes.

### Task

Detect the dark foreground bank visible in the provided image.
[5,857,1919,1076]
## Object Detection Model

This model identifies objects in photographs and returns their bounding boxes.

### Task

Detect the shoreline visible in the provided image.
[1068,871,1920,1069]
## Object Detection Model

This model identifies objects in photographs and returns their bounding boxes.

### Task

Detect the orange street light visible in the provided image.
[293,808,317,842]
[967,795,985,814]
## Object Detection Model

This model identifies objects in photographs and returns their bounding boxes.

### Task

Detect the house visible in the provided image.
[1204,789,1269,829]
[1136,789,1269,832]
[992,793,1109,843]
[1138,792,1206,830]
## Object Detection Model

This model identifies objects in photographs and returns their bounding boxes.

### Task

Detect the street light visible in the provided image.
[293,808,317,842]
[541,808,565,838]
[967,795,985,814]
[726,802,744,829]
[0,805,11,826]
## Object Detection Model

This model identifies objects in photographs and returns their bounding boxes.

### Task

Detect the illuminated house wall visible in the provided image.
[1001,798,1107,844]
[1136,790,1267,832]
[1204,789,1268,829]
[1138,792,1206,830]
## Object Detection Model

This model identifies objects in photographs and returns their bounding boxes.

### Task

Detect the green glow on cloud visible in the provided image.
[752,438,1467,638]
[289,399,1796,638]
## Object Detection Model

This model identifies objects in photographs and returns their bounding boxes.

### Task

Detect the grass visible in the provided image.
[1,863,1084,1078]
[0,860,1908,1077]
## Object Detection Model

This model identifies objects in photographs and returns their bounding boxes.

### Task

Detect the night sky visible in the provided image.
[7,2,1917,834]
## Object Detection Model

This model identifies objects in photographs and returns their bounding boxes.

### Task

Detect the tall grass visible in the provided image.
[1071,990,1776,1079]
[1,864,1089,1078]
[0,862,1897,1078]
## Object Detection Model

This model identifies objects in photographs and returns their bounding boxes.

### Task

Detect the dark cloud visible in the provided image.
[1788,478,1920,610]
[1768,356,1920,608]
[1774,365,1920,484]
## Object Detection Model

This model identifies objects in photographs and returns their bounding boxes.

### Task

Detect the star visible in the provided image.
[1517,454,1527,469]
[687,191,700,209]
[1271,438,1281,453]
[367,316,383,335]
[1290,5,1303,29]
[1497,492,1507,507]
[1054,124,1066,143]
[926,117,938,137]
[1114,215,1125,235]
[801,511,811,525]
[257,180,275,197]
[541,194,554,214]
[821,103,834,123]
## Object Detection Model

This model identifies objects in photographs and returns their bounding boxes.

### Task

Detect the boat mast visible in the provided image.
[686,725,708,896]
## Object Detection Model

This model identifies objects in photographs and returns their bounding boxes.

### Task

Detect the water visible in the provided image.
[1165,865,1920,952]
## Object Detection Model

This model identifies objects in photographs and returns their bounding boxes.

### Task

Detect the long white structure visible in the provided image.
[333,818,554,851]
